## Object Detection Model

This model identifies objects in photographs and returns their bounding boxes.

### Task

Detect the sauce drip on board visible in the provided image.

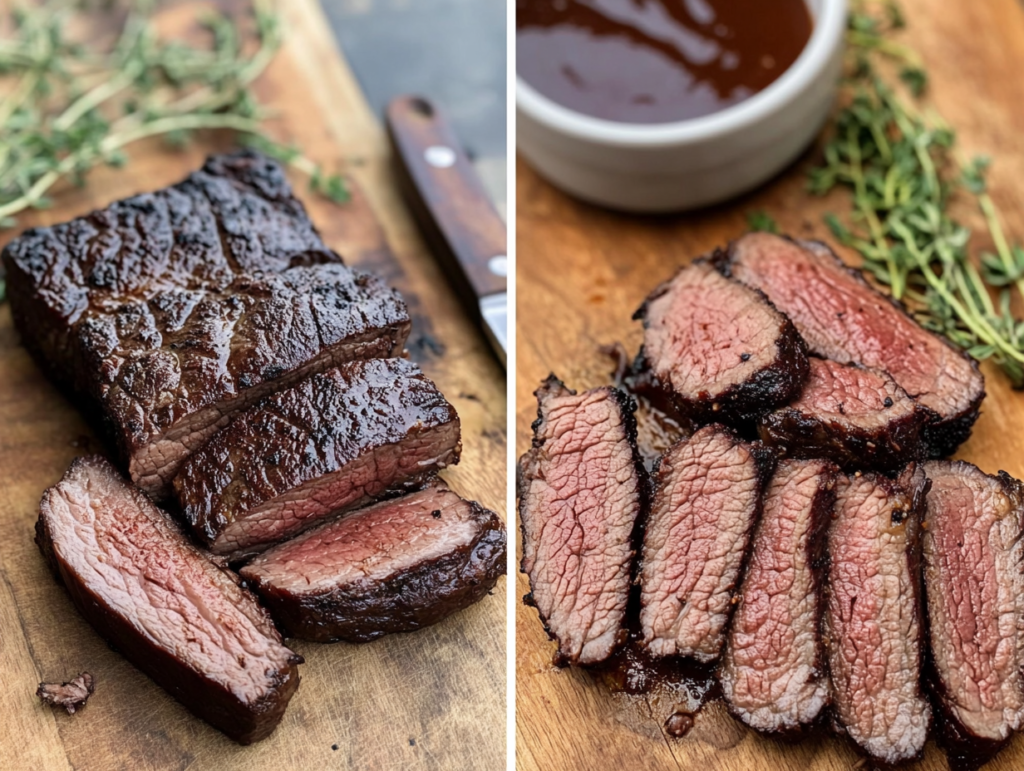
[517,0,814,124]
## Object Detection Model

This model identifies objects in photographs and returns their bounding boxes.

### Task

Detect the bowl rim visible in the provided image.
[516,0,849,148]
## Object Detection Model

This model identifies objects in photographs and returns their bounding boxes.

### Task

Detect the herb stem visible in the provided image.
[977,192,1024,301]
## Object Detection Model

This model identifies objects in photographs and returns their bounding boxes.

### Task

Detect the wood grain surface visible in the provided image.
[515,1,1024,769]
[0,2,506,770]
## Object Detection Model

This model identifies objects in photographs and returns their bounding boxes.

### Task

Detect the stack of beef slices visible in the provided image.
[519,232,1024,768]
[7,150,506,744]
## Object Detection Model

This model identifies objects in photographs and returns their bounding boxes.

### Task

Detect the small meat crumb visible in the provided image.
[37,672,95,714]
[665,711,694,737]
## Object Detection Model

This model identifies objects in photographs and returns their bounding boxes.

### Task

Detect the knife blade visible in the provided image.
[385,95,507,367]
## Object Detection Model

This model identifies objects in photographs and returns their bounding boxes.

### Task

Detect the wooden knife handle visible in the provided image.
[385,95,507,311]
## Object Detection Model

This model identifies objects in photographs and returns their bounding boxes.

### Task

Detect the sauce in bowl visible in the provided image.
[517,0,814,124]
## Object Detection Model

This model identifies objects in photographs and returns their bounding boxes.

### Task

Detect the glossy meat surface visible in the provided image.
[175,358,461,556]
[241,481,506,642]
[2,150,410,498]
[36,456,301,744]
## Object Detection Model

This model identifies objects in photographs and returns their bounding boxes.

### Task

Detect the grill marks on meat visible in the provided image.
[720,459,836,734]
[825,465,931,764]
[639,425,774,661]
[758,358,926,471]
[240,481,506,643]
[634,260,808,424]
[36,456,301,744]
[921,461,1024,761]
[174,358,461,556]
[1,150,410,498]
[720,232,984,456]
[518,376,643,666]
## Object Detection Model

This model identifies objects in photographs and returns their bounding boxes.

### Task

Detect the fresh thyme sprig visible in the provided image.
[0,0,348,233]
[809,0,1024,386]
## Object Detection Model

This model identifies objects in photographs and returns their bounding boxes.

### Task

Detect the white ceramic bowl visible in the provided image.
[516,0,848,213]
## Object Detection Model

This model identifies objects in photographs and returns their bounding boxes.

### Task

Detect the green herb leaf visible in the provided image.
[746,210,778,233]
[809,0,1024,387]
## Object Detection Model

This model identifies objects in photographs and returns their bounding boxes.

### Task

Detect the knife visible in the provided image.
[385,95,507,367]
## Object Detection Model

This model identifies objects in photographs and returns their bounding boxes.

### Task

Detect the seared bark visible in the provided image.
[719,232,984,456]
[36,456,301,744]
[174,358,461,557]
[758,357,926,471]
[2,150,410,498]
[634,259,808,424]
[240,481,506,643]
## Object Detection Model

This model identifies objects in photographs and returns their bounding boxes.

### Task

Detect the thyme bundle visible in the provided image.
[809,0,1024,386]
[0,0,348,234]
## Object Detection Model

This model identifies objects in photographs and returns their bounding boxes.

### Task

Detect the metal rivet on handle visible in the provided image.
[424,145,456,168]
[488,255,507,277]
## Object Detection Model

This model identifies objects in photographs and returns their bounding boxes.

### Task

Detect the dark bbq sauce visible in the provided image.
[517,0,814,124]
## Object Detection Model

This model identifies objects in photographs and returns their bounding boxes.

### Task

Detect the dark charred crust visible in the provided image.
[720,235,984,456]
[2,150,411,500]
[173,359,460,555]
[517,375,645,667]
[920,463,1024,767]
[634,258,809,426]
[921,378,985,458]
[758,393,928,473]
[245,506,506,643]
[36,456,300,744]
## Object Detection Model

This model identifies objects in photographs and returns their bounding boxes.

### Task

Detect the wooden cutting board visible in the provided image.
[515,0,1024,769]
[0,2,506,770]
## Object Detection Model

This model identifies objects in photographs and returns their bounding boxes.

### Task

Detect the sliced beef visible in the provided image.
[825,465,931,764]
[240,481,506,643]
[758,357,926,471]
[634,260,808,424]
[36,456,301,744]
[82,264,409,497]
[2,150,411,498]
[174,358,460,557]
[921,460,1024,764]
[719,232,984,456]
[720,459,836,734]
[639,425,774,661]
[518,375,643,667]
